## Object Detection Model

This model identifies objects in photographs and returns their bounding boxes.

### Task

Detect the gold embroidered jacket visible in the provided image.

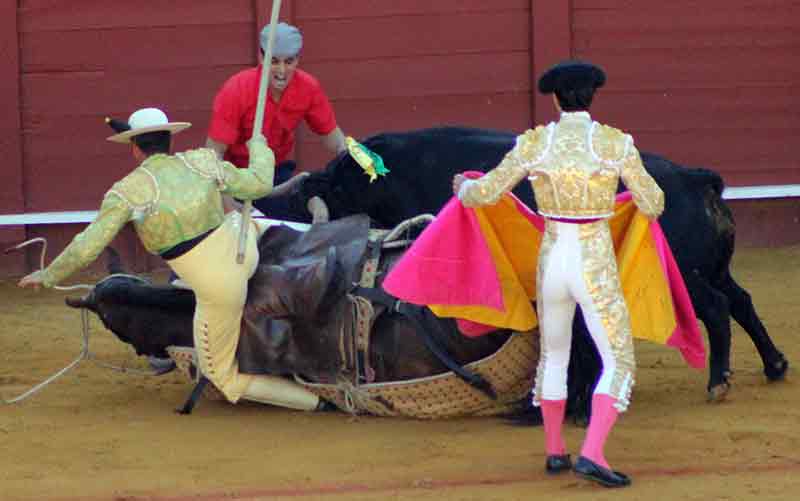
[459,112,664,220]
[41,141,275,287]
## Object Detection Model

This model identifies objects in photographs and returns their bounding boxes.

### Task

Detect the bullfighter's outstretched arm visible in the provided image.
[40,192,133,287]
[457,125,551,207]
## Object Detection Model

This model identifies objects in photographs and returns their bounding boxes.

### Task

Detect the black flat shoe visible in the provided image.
[545,454,572,474]
[573,456,631,488]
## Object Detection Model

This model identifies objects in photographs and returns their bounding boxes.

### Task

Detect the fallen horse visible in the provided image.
[64,215,539,418]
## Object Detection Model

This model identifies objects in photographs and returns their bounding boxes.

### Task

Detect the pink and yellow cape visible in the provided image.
[382,174,706,370]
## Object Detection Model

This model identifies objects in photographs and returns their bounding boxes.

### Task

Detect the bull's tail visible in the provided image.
[690,167,736,282]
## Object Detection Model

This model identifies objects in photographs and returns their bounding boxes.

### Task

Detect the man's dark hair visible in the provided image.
[554,86,596,112]
[133,131,171,155]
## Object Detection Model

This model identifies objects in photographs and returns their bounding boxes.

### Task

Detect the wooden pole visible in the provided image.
[237,0,283,263]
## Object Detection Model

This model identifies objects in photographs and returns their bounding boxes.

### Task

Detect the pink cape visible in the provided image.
[383,187,706,370]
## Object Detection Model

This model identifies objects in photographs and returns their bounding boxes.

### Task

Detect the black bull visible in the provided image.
[266,126,787,408]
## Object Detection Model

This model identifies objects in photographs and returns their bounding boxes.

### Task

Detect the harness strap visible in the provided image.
[351,295,376,382]
[359,238,383,288]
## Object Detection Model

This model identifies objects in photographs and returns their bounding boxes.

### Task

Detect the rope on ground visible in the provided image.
[2,238,164,405]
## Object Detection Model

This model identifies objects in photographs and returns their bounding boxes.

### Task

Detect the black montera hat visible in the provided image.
[538,60,606,94]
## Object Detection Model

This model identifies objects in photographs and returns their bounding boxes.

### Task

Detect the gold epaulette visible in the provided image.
[514,124,553,167]
[591,123,630,163]
[107,168,158,211]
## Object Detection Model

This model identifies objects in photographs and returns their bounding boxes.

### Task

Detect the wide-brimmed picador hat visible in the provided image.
[538,60,606,94]
[105,107,191,143]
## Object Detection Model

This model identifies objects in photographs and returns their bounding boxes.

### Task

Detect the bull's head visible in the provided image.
[65,249,194,358]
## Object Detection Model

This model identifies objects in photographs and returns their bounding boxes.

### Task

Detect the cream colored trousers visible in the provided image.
[167,212,319,411]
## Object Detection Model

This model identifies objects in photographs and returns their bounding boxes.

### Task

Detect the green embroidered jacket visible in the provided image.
[41,141,274,287]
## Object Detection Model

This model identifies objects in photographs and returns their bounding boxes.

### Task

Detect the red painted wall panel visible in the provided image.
[293,0,528,20]
[18,0,254,31]
[571,1,800,187]
[0,1,27,276]
[306,53,530,101]
[255,0,295,32]
[299,11,530,62]
[531,0,571,124]
[20,66,248,211]
[22,24,255,73]
[3,0,797,278]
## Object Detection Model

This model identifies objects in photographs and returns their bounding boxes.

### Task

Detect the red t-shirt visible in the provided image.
[208,67,337,167]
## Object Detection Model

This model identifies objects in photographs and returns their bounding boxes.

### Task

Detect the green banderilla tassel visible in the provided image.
[346,136,390,183]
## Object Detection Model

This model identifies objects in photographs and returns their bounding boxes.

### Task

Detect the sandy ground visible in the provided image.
[1,246,798,501]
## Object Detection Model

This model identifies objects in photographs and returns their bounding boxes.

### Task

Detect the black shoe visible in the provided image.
[573,456,631,488]
[545,454,572,474]
[315,399,338,412]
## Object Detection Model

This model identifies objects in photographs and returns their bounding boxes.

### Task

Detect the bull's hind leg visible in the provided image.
[718,272,788,382]
[567,313,600,427]
[685,273,732,402]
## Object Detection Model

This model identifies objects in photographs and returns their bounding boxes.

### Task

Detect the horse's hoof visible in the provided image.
[764,356,788,382]
[148,356,176,376]
[707,382,730,403]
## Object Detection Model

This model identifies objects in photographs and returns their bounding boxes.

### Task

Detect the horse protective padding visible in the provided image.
[295,328,538,419]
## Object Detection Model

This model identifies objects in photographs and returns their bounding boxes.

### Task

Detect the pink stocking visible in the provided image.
[540,399,567,455]
[580,393,619,469]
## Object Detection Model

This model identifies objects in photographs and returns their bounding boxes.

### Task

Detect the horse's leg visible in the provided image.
[567,311,599,427]
[718,272,788,382]
[685,273,732,402]
[176,376,209,415]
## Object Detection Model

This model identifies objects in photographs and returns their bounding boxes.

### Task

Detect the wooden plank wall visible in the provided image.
[13,0,259,273]
[18,0,257,212]
[0,1,27,275]
[2,1,798,277]
[571,0,800,186]
[292,0,533,169]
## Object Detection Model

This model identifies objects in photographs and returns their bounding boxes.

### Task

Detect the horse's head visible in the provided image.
[241,245,353,381]
[238,216,370,382]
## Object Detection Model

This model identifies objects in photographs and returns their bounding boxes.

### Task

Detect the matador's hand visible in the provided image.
[18,270,45,290]
[452,174,466,197]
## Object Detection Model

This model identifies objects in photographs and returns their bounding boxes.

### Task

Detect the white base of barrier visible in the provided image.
[1,185,798,227]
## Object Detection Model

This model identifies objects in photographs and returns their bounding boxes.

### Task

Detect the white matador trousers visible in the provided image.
[532,220,636,412]
[167,212,320,410]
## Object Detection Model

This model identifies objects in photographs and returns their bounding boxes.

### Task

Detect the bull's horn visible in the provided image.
[105,247,125,275]
[64,296,89,309]
[307,196,330,224]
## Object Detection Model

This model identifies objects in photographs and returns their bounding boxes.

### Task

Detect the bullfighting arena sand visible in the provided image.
[1,246,798,500]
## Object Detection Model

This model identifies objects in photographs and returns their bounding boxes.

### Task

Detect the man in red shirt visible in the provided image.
[207,22,347,217]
